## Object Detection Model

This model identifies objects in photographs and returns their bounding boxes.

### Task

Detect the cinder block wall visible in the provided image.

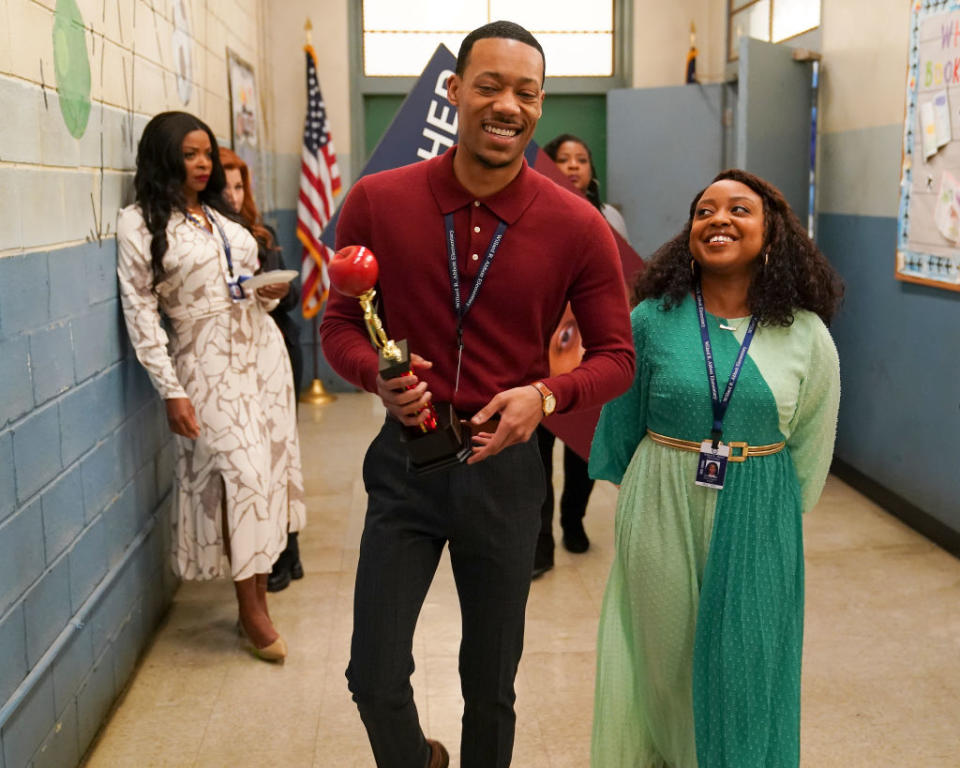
[0,2,265,766]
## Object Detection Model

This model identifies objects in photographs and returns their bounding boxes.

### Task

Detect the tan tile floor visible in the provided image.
[82,393,960,768]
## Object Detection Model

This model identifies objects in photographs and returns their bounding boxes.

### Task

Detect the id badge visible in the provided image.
[695,440,729,489]
[227,275,249,302]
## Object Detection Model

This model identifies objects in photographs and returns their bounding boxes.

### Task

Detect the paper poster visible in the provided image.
[921,101,938,160]
[933,90,952,146]
[934,170,960,242]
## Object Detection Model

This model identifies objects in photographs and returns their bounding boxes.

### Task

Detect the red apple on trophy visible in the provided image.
[326,244,471,474]
[329,245,379,298]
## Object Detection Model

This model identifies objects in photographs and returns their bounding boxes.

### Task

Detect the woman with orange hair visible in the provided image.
[220,147,306,592]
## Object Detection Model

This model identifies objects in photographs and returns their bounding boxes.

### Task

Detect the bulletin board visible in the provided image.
[897,0,960,291]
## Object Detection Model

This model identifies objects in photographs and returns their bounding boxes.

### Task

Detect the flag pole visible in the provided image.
[300,15,336,407]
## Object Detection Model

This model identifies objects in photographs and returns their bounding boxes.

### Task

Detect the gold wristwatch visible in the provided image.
[532,381,556,416]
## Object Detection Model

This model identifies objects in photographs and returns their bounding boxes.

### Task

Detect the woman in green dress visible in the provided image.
[589,169,843,768]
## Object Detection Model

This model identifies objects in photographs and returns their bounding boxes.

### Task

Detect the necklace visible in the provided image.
[718,317,749,332]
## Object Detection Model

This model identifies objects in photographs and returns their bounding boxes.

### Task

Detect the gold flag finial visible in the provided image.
[690,22,696,47]
[305,17,313,45]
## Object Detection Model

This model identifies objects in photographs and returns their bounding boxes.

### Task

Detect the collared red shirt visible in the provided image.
[321,147,634,415]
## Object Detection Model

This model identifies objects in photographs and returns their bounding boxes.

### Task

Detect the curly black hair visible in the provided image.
[633,169,844,325]
[133,111,238,288]
[541,133,603,213]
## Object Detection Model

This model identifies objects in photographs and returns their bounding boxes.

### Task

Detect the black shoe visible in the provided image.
[266,559,291,592]
[562,521,590,554]
[287,532,304,580]
[532,557,554,579]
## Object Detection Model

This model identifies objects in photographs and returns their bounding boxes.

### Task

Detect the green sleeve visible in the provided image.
[787,317,841,514]
[588,302,650,484]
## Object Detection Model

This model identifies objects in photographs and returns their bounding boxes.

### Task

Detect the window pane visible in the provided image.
[729,1,770,60]
[540,33,613,77]
[730,0,756,10]
[488,0,613,32]
[364,32,467,77]
[363,0,485,32]
[772,0,820,42]
[361,0,615,77]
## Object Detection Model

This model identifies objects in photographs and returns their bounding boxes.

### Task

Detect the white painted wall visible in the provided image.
[259,0,351,211]
[819,0,910,134]
[0,0,263,256]
[631,0,727,88]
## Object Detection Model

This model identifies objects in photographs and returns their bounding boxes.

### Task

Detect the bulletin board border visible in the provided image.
[896,0,960,293]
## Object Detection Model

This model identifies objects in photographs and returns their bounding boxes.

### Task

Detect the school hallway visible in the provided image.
[78,393,960,768]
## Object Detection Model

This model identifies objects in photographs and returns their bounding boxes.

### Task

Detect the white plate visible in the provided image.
[242,269,298,292]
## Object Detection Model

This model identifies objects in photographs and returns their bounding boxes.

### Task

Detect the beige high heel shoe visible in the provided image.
[235,576,287,662]
[252,635,287,662]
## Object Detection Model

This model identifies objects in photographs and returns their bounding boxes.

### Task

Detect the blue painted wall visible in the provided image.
[0,242,176,767]
[818,213,960,530]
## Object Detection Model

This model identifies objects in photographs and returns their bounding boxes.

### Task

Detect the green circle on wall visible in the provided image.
[53,0,91,138]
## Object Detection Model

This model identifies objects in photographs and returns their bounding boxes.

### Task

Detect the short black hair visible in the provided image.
[456,20,545,84]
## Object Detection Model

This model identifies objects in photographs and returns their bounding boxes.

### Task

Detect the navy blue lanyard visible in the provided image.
[694,283,758,446]
[444,212,507,392]
[185,205,235,278]
[444,212,507,345]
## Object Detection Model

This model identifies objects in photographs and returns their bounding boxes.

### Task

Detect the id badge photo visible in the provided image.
[227,275,250,302]
[695,441,729,489]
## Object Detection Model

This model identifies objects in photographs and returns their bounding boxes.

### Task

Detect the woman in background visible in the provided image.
[532,133,629,576]
[544,133,629,240]
[220,146,306,592]
[117,111,305,661]
[590,169,842,767]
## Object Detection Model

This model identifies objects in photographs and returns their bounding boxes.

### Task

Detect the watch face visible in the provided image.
[544,394,556,415]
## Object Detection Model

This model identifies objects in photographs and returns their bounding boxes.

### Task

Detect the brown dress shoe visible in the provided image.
[426,739,449,768]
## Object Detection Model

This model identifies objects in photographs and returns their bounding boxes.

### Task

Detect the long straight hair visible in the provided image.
[133,111,238,287]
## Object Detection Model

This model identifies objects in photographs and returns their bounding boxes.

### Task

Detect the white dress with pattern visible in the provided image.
[117,205,306,581]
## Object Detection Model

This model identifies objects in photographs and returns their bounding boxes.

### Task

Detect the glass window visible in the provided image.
[728,0,820,60]
[729,0,770,61]
[362,0,615,77]
[771,0,820,42]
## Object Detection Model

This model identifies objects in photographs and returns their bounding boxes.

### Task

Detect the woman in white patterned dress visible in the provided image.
[116,112,306,661]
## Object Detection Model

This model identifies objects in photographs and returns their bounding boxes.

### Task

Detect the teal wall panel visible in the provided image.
[0,240,175,767]
[818,212,960,532]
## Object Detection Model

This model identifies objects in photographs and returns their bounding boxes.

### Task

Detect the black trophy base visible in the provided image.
[402,402,472,475]
[378,343,472,474]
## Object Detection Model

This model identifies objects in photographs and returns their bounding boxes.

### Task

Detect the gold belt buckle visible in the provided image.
[726,441,749,462]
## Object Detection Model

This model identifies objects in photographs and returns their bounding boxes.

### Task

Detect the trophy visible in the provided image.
[328,245,473,473]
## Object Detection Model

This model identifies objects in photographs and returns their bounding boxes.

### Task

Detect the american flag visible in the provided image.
[297,45,342,318]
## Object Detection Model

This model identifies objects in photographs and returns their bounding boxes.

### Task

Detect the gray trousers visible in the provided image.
[346,418,545,768]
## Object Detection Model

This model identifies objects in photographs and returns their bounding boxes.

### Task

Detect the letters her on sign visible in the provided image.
[418,69,458,160]
[320,45,460,248]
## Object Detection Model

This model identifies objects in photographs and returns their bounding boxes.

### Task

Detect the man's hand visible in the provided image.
[165,397,200,439]
[376,353,435,427]
[466,385,544,464]
[256,282,290,300]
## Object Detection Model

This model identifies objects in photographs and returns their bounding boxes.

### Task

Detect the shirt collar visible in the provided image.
[427,146,539,225]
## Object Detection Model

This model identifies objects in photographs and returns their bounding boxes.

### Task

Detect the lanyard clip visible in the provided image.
[710,428,722,451]
[456,324,463,350]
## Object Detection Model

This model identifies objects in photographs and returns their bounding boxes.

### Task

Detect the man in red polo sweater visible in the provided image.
[321,21,634,768]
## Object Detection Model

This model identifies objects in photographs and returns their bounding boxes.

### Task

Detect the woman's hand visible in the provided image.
[165,397,200,439]
[256,283,290,300]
